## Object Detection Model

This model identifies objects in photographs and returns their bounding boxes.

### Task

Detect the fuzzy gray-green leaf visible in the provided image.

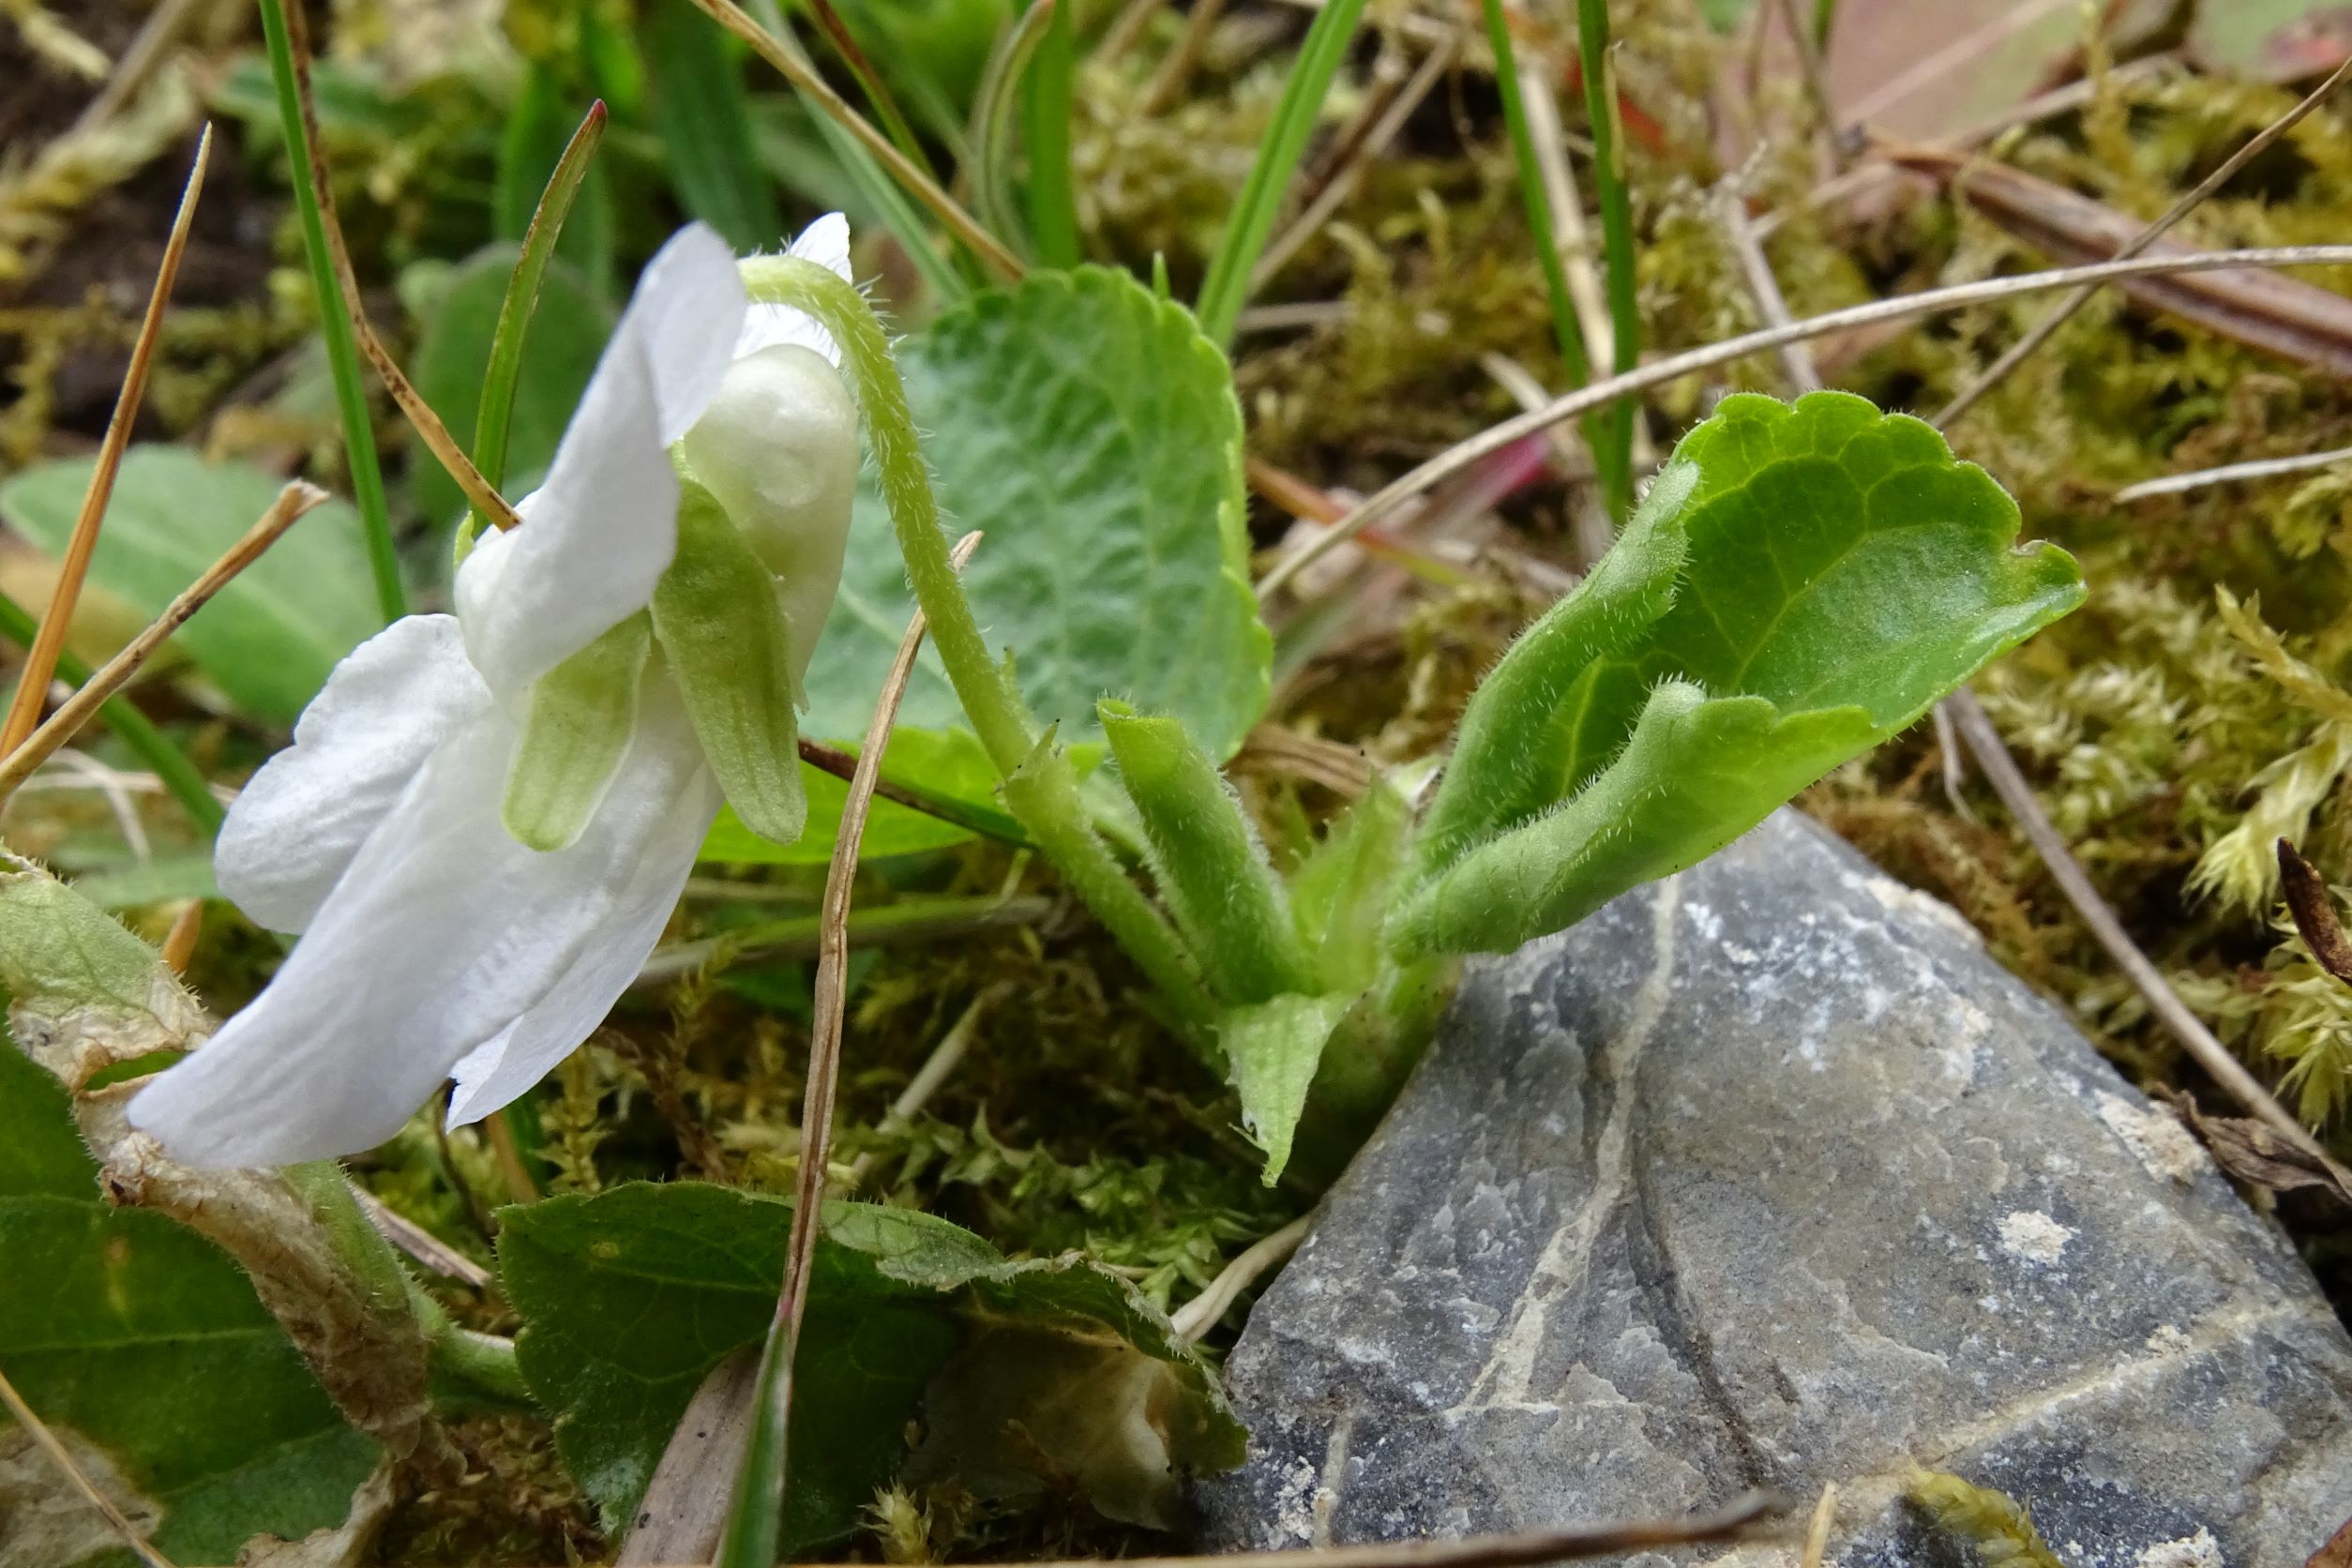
[1402,391,2084,940]
[1222,990,1353,1184]
[1101,700,1310,1006]
[805,268,1268,755]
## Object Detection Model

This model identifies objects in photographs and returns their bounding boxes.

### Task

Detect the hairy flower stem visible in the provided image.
[737,258,1216,1032]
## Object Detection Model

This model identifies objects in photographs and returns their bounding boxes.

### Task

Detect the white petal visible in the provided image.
[457,224,748,701]
[445,763,716,1125]
[735,213,853,368]
[216,614,490,935]
[128,682,716,1168]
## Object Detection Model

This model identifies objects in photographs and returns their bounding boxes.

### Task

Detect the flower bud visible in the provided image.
[677,342,859,679]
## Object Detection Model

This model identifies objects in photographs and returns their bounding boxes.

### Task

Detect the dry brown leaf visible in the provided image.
[2154,1086,2352,1207]
[1890,151,2352,376]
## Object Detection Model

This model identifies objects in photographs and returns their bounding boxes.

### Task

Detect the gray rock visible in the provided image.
[1195,812,2352,1568]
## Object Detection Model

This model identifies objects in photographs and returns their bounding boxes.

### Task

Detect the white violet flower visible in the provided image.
[130,219,861,1168]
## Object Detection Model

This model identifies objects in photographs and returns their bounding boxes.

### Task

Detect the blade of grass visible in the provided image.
[1,127,210,756]
[463,100,608,550]
[645,0,784,249]
[0,483,329,807]
[1192,0,1371,347]
[971,0,1060,254]
[1573,0,1637,522]
[691,0,1025,281]
[745,0,971,299]
[1022,0,1080,268]
[278,8,521,534]
[1480,5,1592,384]
[804,0,939,184]
[0,588,222,834]
[1255,242,2352,595]
[714,532,983,1568]
[253,0,403,623]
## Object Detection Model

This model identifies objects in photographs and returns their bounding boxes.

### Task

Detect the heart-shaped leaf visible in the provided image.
[802,267,1268,757]
[500,1182,1241,1554]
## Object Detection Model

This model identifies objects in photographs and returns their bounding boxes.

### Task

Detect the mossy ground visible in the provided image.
[9,0,2352,1559]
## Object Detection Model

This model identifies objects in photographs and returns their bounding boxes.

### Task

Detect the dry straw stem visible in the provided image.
[348,1184,494,1289]
[717,532,985,1567]
[686,0,1024,282]
[845,980,1010,1187]
[1755,53,2177,241]
[1801,1482,1837,1568]
[279,9,520,533]
[783,1491,1783,1568]
[2115,445,2352,503]
[0,482,327,806]
[0,1360,177,1568]
[1944,689,2326,1157]
[1930,49,2352,429]
[0,126,211,756]
[1712,174,1819,394]
[1255,243,2352,596]
[158,897,202,972]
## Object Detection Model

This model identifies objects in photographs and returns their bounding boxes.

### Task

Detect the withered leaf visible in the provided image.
[1890,151,2352,377]
[2155,1086,2352,1208]
[2280,837,2352,987]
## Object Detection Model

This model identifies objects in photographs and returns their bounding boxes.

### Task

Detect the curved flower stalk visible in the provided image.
[131,219,861,1168]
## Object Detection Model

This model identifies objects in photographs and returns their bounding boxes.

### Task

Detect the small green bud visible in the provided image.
[675,343,859,682]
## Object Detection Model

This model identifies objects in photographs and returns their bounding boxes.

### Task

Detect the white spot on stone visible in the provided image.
[2145,1323,2193,1356]
[1273,1456,1319,1545]
[2096,1091,2209,1185]
[1998,1209,2074,1266]
[2135,1528,2224,1568]
[1724,942,1760,965]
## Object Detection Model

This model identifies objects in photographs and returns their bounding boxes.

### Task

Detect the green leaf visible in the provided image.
[66,854,219,912]
[1409,458,1693,888]
[805,267,1268,757]
[494,65,616,297]
[1288,777,1410,996]
[1394,682,1877,955]
[1100,700,1309,1006]
[0,1047,381,1567]
[1397,392,2086,956]
[1190,0,1368,346]
[653,484,807,847]
[1220,990,1351,1185]
[0,448,381,725]
[641,0,782,251]
[505,612,653,852]
[409,244,615,533]
[698,729,1013,865]
[500,1183,1240,1552]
